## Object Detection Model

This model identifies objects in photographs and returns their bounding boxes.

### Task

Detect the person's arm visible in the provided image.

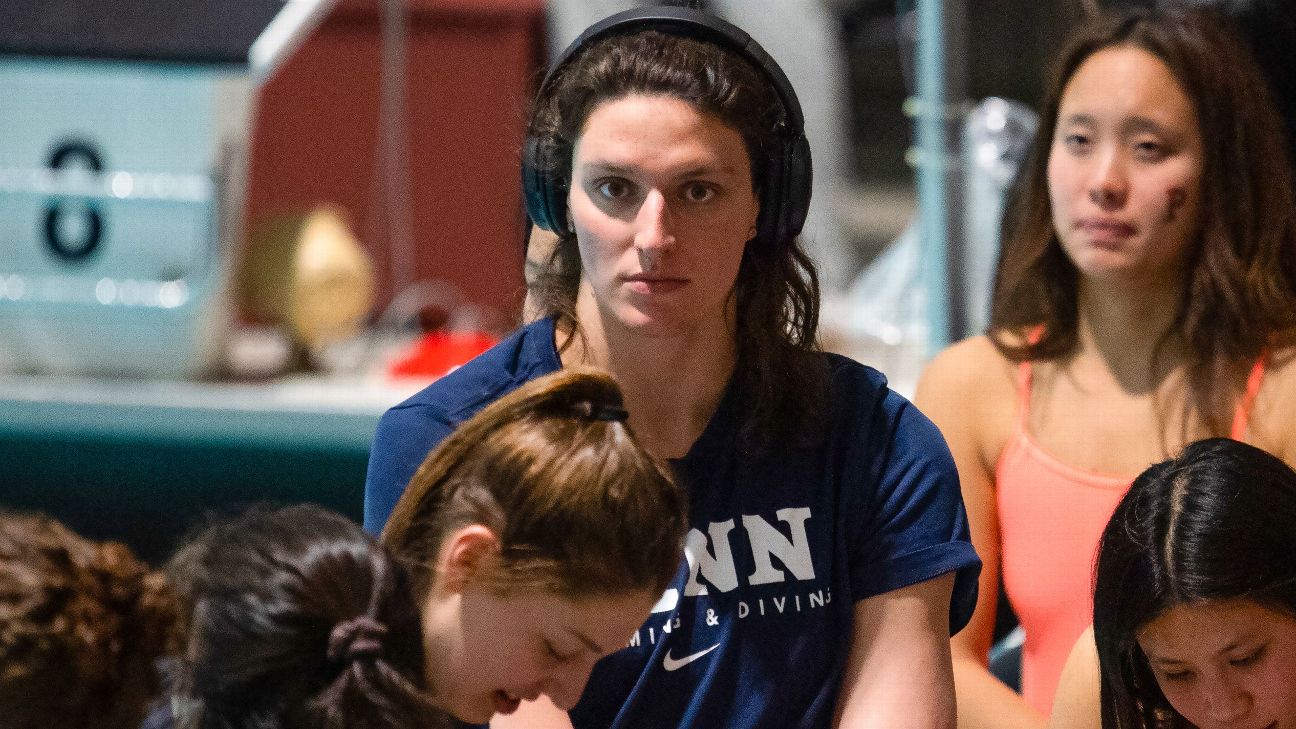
[833,574,957,728]
[490,696,574,729]
[914,338,1046,729]
[1049,627,1101,729]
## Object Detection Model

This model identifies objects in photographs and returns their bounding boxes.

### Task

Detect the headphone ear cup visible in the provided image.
[781,134,812,241]
[756,134,812,243]
[522,135,569,233]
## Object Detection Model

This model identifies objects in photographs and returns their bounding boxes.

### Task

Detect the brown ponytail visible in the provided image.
[382,366,688,603]
[169,504,450,729]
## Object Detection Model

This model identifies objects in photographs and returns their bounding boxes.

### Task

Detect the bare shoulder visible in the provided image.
[915,334,1019,413]
[915,334,1020,465]
[1251,345,1296,464]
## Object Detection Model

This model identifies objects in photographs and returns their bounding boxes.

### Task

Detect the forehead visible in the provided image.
[1058,45,1197,131]
[573,94,749,173]
[1137,599,1296,658]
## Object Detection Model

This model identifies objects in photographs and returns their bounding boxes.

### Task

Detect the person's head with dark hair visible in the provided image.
[524,10,827,454]
[991,6,1296,436]
[383,365,687,722]
[0,512,179,729]
[1092,438,1296,729]
[168,503,443,729]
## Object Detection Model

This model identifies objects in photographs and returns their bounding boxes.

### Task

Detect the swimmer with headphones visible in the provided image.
[366,7,980,728]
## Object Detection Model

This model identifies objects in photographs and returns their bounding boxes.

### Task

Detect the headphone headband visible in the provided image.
[544,7,805,133]
[523,5,812,244]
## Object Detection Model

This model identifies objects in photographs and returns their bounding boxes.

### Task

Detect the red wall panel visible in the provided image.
[244,0,545,324]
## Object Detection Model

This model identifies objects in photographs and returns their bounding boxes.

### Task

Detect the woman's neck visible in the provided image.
[1074,272,1186,388]
[560,284,736,459]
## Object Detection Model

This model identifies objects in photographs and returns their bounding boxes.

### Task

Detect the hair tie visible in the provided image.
[568,400,628,422]
[327,616,388,663]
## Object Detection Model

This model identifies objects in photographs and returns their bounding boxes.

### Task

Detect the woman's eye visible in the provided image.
[1061,132,1091,150]
[596,179,631,200]
[1133,140,1166,160]
[1159,669,1193,682]
[1230,647,1264,667]
[683,183,716,203]
[544,641,572,662]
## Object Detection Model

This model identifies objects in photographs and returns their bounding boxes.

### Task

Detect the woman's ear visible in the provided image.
[435,524,501,594]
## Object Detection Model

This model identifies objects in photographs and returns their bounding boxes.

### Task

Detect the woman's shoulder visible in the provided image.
[916,334,1020,405]
[1250,344,1296,464]
[913,334,1021,465]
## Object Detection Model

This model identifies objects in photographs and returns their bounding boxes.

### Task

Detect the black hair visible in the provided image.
[1092,438,1296,728]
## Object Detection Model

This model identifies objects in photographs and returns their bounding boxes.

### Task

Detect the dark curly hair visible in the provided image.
[0,511,179,729]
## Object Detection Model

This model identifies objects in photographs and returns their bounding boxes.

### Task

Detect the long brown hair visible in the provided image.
[382,367,687,602]
[991,8,1296,437]
[0,512,179,729]
[526,29,828,455]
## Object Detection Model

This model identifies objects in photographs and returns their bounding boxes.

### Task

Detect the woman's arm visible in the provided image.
[1049,627,1101,729]
[915,338,1046,729]
[833,573,957,728]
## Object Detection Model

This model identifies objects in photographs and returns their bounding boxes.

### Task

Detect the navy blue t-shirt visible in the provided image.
[365,318,980,729]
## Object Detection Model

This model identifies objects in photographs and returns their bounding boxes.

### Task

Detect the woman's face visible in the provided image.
[420,531,657,724]
[1047,45,1204,286]
[567,93,760,339]
[1138,598,1296,729]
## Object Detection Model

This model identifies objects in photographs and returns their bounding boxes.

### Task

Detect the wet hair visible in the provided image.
[382,366,687,602]
[1092,438,1296,728]
[0,512,179,729]
[990,8,1296,438]
[169,504,446,729]
[525,27,828,455]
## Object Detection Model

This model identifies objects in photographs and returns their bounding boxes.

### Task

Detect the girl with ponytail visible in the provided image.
[169,366,687,728]
[167,503,439,729]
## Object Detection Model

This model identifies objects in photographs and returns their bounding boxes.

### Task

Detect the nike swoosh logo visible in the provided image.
[662,643,720,671]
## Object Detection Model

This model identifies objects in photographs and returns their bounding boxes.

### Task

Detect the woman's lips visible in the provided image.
[1077,218,1137,246]
[624,275,688,294]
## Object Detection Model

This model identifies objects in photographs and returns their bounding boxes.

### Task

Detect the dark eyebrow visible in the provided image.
[577,160,744,179]
[1122,117,1171,137]
[578,162,634,176]
[1058,113,1097,127]
[1147,638,1260,667]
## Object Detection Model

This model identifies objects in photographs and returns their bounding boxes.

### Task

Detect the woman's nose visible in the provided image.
[1201,678,1251,724]
[633,189,676,253]
[1088,150,1128,208]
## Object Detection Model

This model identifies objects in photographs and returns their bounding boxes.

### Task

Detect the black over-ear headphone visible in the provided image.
[522,5,812,246]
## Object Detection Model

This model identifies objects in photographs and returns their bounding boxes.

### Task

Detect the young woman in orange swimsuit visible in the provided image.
[915,8,1296,728]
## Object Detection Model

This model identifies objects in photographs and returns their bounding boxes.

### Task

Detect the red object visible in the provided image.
[387,330,498,379]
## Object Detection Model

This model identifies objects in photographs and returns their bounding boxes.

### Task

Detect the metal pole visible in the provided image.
[912,0,969,354]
